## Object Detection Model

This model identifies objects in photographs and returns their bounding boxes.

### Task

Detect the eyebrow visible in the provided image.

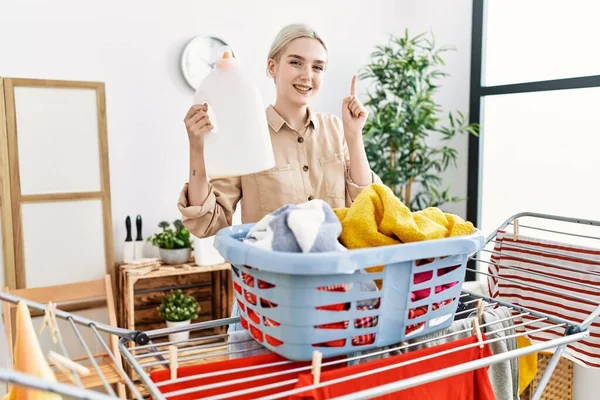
[287,54,326,65]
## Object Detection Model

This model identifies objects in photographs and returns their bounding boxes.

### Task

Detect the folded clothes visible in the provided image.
[244,199,345,252]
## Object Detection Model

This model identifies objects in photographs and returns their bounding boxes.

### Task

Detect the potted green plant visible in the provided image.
[158,289,200,342]
[148,220,193,264]
[360,30,479,211]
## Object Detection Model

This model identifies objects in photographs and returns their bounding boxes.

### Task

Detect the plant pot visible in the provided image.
[159,247,191,265]
[166,319,191,343]
[194,235,225,266]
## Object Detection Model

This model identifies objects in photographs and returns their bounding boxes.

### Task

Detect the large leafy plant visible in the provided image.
[148,220,193,249]
[158,289,199,322]
[360,30,479,211]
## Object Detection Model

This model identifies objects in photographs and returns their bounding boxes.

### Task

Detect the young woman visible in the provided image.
[178,23,380,238]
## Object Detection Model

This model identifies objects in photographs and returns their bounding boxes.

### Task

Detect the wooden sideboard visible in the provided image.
[115,261,233,339]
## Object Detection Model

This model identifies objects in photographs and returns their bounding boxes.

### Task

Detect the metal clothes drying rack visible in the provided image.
[1,212,599,399]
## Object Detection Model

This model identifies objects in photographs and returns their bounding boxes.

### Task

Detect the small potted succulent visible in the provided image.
[158,289,200,342]
[148,220,193,264]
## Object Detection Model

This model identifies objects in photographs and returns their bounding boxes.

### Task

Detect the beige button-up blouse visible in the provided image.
[178,105,381,238]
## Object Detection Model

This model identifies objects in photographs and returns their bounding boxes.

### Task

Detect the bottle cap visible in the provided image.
[217,45,233,59]
[216,45,237,69]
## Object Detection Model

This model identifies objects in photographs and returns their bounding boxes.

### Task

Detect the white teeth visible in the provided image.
[294,84,311,92]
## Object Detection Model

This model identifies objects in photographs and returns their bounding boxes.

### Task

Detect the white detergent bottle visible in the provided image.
[192,46,275,178]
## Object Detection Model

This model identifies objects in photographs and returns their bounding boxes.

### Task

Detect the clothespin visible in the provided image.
[472,318,484,349]
[40,302,59,344]
[311,350,323,385]
[48,350,90,384]
[169,345,178,381]
[513,219,519,241]
[472,299,484,348]
[476,299,484,325]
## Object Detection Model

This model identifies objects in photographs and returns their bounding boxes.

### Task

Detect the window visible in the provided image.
[467,0,600,280]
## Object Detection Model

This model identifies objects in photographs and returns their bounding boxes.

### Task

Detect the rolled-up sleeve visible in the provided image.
[345,163,382,204]
[177,177,242,238]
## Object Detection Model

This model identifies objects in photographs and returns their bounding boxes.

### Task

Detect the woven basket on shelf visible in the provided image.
[520,353,574,400]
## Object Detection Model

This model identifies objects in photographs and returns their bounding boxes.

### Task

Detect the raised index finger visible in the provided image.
[351,75,357,97]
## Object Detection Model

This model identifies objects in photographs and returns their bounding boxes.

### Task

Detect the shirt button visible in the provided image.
[297,137,304,143]
[303,165,309,172]
[308,195,314,201]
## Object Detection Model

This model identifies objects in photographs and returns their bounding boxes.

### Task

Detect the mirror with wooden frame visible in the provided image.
[0,78,114,289]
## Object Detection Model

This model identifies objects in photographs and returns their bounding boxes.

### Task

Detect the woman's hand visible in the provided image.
[184,104,213,150]
[185,104,212,207]
[342,75,368,144]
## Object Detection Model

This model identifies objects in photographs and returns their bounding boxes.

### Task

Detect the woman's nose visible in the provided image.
[299,66,313,81]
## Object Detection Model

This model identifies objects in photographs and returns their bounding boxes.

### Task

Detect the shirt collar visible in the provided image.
[266,105,320,132]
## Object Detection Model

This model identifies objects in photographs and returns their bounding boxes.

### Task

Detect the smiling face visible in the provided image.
[268,37,328,107]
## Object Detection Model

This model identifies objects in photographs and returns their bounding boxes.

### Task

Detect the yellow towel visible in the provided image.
[334,183,475,249]
[517,336,538,395]
[4,301,62,400]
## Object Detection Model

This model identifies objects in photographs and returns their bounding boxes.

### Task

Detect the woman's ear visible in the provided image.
[267,58,278,79]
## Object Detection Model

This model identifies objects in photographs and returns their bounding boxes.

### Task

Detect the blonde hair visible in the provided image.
[267,24,328,77]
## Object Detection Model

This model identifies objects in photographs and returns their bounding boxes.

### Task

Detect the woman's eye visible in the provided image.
[291,60,301,66]
[313,66,324,71]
